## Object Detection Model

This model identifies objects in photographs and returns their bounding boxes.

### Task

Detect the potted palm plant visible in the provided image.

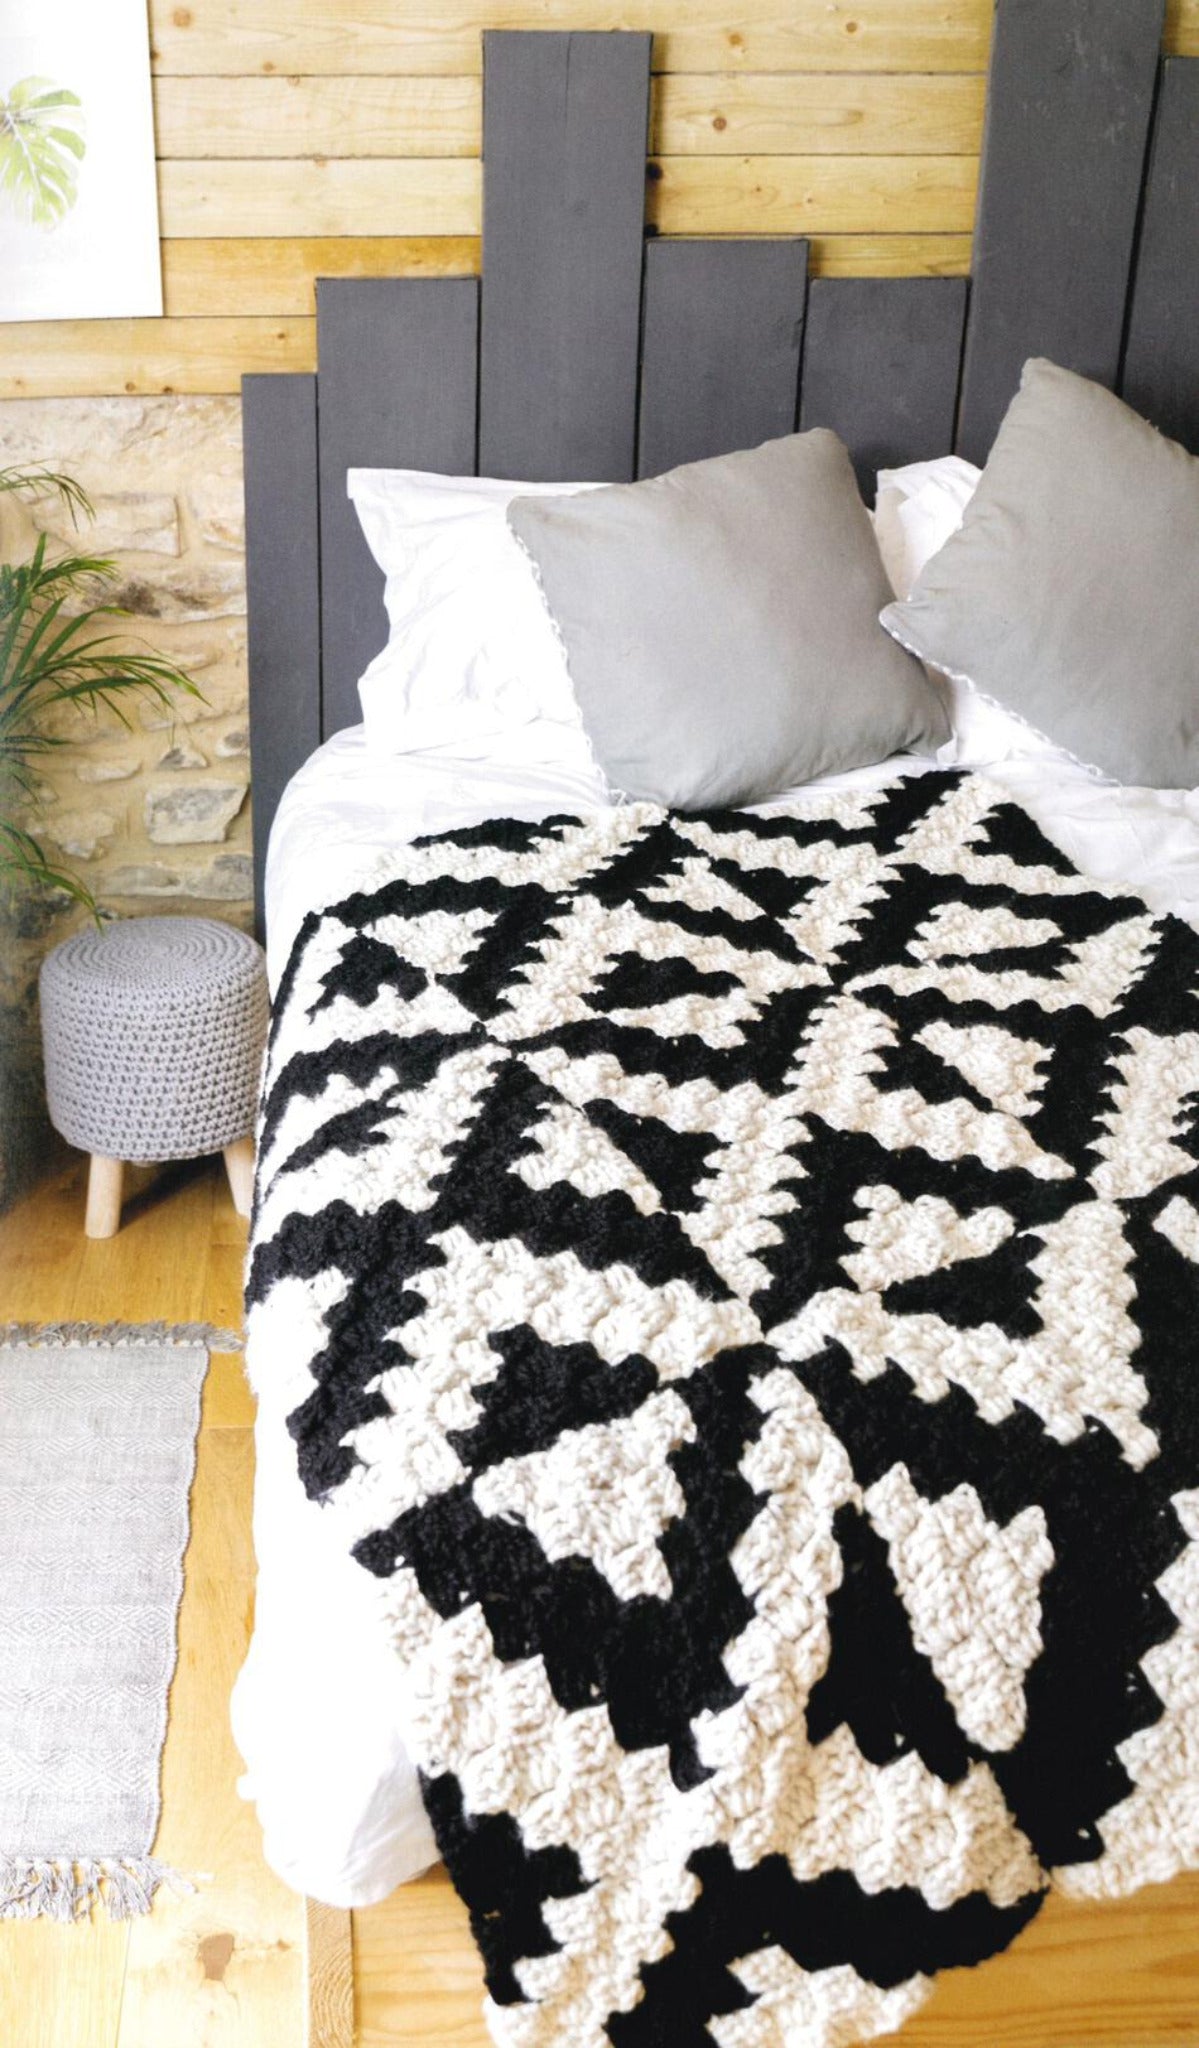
[0,465,201,915]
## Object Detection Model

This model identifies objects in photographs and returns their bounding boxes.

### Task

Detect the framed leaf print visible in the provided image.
[0,0,162,322]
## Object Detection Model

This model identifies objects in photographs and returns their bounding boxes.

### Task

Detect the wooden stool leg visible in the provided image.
[223,1136,255,1220]
[85,1155,124,1239]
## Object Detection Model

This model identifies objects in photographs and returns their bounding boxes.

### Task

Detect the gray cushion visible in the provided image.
[881,358,1199,789]
[506,431,948,810]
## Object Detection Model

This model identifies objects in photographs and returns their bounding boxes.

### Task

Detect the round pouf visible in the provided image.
[40,917,269,1234]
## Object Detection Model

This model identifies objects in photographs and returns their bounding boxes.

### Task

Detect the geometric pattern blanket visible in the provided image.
[246,771,1199,2048]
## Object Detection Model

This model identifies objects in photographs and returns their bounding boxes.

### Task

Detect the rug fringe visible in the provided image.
[0,1319,243,1351]
[0,1855,196,1922]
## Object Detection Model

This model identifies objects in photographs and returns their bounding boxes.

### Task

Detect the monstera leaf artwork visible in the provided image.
[0,75,85,230]
[0,0,160,321]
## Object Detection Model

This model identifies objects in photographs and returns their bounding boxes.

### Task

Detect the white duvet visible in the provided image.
[232,722,1199,1909]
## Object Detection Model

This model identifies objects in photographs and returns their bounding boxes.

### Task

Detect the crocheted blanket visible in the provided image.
[247,771,1199,2048]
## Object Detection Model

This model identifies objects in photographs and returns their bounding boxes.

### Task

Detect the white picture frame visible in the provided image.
[0,0,162,323]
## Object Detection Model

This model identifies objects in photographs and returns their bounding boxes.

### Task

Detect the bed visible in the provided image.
[232,9,1199,2044]
[233,729,1199,1903]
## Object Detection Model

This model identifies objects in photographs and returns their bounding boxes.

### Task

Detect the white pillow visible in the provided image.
[348,468,602,758]
[872,455,980,601]
[872,454,1061,771]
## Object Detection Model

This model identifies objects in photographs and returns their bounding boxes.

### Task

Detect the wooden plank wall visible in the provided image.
[0,0,1139,397]
[1,1,1192,401]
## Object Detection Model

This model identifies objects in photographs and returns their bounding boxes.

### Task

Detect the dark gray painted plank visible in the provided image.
[316,276,478,736]
[800,277,968,497]
[479,30,651,482]
[956,0,1164,465]
[242,373,321,941]
[637,239,808,478]
[1122,59,1199,454]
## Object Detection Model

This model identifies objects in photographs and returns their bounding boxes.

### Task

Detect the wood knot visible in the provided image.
[712,114,728,132]
[199,1932,235,1982]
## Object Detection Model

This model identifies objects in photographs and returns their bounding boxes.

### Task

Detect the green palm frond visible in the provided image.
[0,76,86,230]
[0,465,93,525]
[1,466,204,916]
[0,815,94,911]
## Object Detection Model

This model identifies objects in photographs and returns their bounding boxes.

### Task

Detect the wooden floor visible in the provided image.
[0,1158,1196,2048]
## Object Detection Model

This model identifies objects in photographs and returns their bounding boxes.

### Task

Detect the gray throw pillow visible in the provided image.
[881,358,1199,789]
[506,431,948,810]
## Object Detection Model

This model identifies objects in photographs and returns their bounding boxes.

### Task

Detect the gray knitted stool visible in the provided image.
[39,916,269,1238]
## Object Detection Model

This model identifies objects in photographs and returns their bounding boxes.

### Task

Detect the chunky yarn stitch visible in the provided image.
[247,772,1199,2048]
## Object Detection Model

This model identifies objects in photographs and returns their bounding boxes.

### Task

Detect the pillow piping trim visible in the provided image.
[878,610,1115,789]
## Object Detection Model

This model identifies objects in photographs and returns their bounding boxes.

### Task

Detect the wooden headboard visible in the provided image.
[242,0,1199,938]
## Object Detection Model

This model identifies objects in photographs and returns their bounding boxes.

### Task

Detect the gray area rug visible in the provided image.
[0,1333,210,1920]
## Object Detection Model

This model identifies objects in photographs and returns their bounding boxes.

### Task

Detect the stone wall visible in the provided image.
[0,396,252,1212]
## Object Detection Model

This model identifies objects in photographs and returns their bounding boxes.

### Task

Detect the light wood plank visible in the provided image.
[200,1351,255,1430]
[0,1224,86,1321]
[162,235,478,316]
[0,319,315,398]
[71,1158,214,1324]
[0,1917,130,2048]
[1165,0,1199,52]
[305,1902,353,2048]
[648,152,977,234]
[160,232,962,319]
[0,1156,85,1243]
[654,70,986,154]
[897,1872,1199,2045]
[153,71,986,160]
[354,1866,487,2048]
[159,158,479,238]
[147,0,995,78]
[154,73,480,157]
[158,154,974,242]
[809,231,971,275]
[202,1243,248,1341]
[116,1425,305,2048]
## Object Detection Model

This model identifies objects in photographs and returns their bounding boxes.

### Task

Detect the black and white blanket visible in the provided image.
[246,771,1199,2048]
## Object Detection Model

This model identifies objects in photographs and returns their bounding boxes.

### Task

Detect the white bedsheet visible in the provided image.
[234,726,1199,1908]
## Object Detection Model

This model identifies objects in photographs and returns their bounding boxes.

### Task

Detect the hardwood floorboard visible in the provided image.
[899,1873,1199,2044]
[71,1164,215,1326]
[201,1351,256,1430]
[0,1230,86,1324]
[354,1871,487,2048]
[0,1917,130,2048]
[116,1426,304,2048]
